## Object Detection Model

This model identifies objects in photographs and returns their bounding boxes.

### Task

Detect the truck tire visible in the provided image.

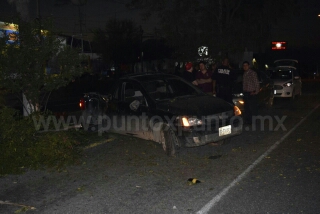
[161,124,180,157]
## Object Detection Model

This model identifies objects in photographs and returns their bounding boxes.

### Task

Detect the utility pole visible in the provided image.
[8,0,37,115]
[36,0,40,19]
[78,5,84,53]
[71,0,87,53]
[140,25,144,73]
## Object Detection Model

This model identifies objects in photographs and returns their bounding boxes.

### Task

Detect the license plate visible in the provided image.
[219,125,231,136]
[274,90,277,94]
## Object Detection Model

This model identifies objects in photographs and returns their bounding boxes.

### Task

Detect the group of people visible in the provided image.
[182,58,260,125]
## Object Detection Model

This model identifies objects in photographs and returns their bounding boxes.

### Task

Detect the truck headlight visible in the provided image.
[181,117,203,127]
[283,82,292,87]
[234,106,242,116]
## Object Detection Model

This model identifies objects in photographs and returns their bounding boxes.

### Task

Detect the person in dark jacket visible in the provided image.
[212,58,235,103]
[195,61,213,94]
[183,62,198,86]
[210,62,217,96]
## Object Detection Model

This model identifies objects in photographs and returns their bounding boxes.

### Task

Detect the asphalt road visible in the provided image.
[1,80,320,214]
[206,94,320,213]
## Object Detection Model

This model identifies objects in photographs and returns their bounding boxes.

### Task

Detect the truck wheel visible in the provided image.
[81,111,104,131]
[161,124,180,157]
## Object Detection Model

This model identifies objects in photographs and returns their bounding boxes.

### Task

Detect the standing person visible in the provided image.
[174,62,182,77]
[210,63,217,95]
[210,62,217,73]
[195,61,213,95]
[183,62,198,86]
[212,58,235,103]
[242,61,260,125]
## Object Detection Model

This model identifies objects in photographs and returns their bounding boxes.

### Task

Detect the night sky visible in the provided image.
[0,0,318,44]
[0,0,155,36]
[0,0,319,66]
[270,0,320,49]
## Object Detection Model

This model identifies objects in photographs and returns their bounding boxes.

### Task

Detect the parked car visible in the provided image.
[232,70,274,111]
[271,59,302,99]
[79,92,108,125]
[80,72,243,156]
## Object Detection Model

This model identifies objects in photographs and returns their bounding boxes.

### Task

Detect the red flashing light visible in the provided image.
[272,41,287,50]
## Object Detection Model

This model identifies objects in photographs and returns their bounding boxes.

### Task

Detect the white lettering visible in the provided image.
[217,69,230,75]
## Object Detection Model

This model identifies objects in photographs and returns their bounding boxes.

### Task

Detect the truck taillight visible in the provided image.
[79,98,85,110]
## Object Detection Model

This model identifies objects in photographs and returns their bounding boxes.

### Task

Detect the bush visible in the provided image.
[0,107,83,176]
[29,131,82,170]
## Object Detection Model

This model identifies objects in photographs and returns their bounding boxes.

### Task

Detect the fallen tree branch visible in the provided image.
[0,200,36,210]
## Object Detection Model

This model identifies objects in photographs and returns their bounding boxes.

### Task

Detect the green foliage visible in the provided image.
[0,107,83,176]
[0,89,6,107]
[0,17,87,112]
[29,130,82,171]
[0,107,35,175]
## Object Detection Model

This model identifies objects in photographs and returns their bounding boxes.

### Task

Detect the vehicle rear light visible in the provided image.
[79,98,85,110]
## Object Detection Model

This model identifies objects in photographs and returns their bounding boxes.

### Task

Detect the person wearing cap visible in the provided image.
[183,62,198,85]
[195,61,213,95]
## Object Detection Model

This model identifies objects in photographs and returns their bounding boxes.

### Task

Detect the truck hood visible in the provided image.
[273,79,292,85]
[155,95,234,117]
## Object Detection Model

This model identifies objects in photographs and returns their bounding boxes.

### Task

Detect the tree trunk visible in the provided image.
[22,93,38,116]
